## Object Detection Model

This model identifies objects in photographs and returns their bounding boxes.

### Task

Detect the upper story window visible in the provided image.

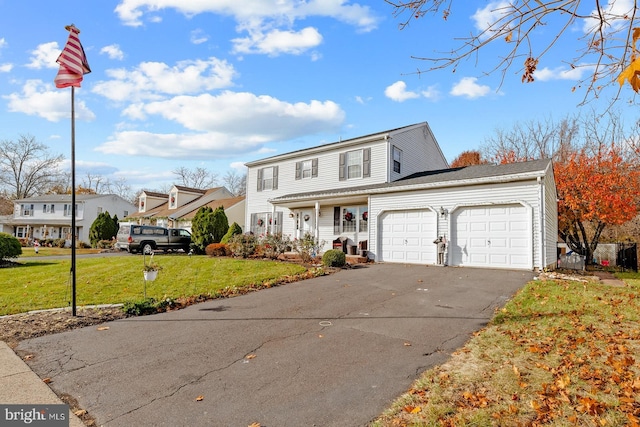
[392,146,402,174]
[296,158,318,180]
[257,166,278,192]
[64,204,78,217]
[42,204,55,214]
[339,148,371,181]
[20,204,34,216]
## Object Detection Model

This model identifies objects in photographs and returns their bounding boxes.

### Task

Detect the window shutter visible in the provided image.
[295,162,301,180]
[363,148,371,178]
[334,206,341,234]
[312,158,318,177]
[257,168,263,192]
[339,153,346,181]
[272,166,278,190]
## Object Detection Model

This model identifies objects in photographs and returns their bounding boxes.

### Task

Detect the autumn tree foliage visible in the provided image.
[555,146,640,263]
[450,150,488,168]
[387,0,640,102]
[482,113,640,263]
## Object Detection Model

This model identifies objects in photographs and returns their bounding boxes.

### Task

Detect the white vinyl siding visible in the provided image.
[388,124,448,181]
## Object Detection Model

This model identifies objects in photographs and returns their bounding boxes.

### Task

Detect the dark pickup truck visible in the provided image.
[115,225,191,254]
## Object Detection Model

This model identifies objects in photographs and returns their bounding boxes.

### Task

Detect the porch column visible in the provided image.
[271,204,276,234]
[315,201,320,240]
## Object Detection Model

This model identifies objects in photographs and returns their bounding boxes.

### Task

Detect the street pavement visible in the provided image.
[14,264,534,426]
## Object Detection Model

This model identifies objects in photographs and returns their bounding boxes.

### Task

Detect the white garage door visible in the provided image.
[379,209,437,264]
[450,204,531,269]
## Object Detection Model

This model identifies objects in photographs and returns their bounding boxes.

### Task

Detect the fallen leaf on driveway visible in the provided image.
[246,354,257,359]
[404,342,412,346]
[23,354,33,360]
[196,395,204,401]
[43,378,52,384]
[97,326,109,331]
[74,409,87,416]
[318,334,324,338]
[248,423,261,427]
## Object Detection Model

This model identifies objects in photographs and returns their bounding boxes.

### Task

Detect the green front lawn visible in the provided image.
[0,255,308,316]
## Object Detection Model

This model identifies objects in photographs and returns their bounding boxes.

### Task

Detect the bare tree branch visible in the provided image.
[386,0,639,104]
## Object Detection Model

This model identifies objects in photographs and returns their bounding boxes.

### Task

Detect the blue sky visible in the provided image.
[0,0,636,193]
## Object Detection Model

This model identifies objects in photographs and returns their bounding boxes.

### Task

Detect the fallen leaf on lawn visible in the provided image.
[43,378,52,384]
[404,342,412,346]
[196,395,204,401]
[246,354,257,359]
[403,405,421,413]
[97,326,109,331]
[74,409,87,416]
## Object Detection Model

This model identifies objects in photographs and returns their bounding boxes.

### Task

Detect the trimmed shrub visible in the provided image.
[0,233,22,262]
[322,249,346,267]
[205,243,230,257]
[228,234,257,258]
[221,222,243,244]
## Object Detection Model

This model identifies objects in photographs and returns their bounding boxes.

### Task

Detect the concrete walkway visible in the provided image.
[0,342,84,427]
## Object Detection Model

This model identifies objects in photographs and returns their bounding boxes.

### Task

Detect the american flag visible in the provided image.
[54,25,91,88]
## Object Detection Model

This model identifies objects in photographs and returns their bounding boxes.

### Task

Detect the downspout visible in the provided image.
[538,176,545,271]
[315,201,320,241]
[384,135,389,182]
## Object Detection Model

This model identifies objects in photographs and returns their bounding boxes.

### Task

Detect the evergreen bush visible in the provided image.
[322,249,346,267]
[0,232,22,262]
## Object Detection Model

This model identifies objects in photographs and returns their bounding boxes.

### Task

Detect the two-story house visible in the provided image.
[129,185,245,232]
[245,122,558,271]
[1,194,136,245]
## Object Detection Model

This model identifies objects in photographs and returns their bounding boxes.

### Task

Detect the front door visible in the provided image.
[300,210,315,238]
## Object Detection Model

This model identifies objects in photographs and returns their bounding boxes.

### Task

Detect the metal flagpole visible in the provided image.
[71,85,77,316]
[55,24,90,317]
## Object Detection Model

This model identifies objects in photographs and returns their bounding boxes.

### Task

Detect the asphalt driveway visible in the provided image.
[16,264,533,427]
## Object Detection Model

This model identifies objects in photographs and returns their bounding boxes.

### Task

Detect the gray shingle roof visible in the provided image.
[270,159,552,202]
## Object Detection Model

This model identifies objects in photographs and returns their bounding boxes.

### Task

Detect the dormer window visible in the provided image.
[170,192,177,208]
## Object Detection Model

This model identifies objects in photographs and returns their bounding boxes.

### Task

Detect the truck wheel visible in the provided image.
[142,243,154,254]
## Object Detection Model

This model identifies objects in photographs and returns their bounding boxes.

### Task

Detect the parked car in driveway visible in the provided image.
[115,225,191,254]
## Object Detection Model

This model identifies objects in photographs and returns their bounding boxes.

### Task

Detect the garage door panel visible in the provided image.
[380,209,437,265]
[451,204,530,269]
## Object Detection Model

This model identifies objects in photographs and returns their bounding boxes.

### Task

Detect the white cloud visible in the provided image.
[472,1,512,36]
[0,38,6,48]
[26,42,60,69]
[583,0,635,33]
[0,63,13,72]
[190,29,209,45]
[230,161,247,170]
[139,91,344,135]
[421,86,440,100]
[92,57,236,102]
[115,0,379,29]
[114,0,378,55]
[450,77,491,99]
[232,26,323,56]
[384,81,420,102]
[535,65,594,81]
[97,91,345,159]
[4,80,96,122]
[100,44,125,60]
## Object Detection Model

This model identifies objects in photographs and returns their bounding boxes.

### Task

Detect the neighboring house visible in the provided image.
[128,185,245,232]
[245,121,558,271]
[0,194,136,245]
